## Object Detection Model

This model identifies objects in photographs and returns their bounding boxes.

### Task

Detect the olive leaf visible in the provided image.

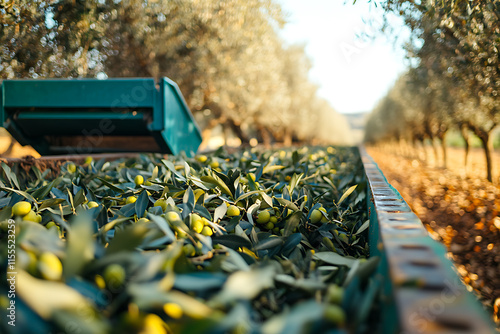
[135,190,150,217]
[0,186,37,203]
[63,213,95,279]
[1,162,20,189]
[275,197,299,211]
[354,220,370,235]
[161,159,186,182]
[338,184,357,205]
[283,211,303,237]
[105,224,149,254]
[201,174,233,198]
[96,177,124,194]
[214,202,228,223]
[32,177,62,200]
[17,270,94,319]
[38,198,67,211]
[313,252,357,267]
[254,236,284,251]
[212,234,253,250]
[263,165,285,174]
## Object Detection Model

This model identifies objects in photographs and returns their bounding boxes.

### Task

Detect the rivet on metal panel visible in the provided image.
[373,193,394,198]
[392,225,421,230]
[381,210,406,214]
[379,223,427,236]
[408,259,439,268]
[386,215,418,222]
[373,186,392,191]
[433,316,473,332]
[378,203,403,207]
[378,206,411,213]
[376,197,400,202]
[400,244,429,251]
[371,182,388,188]
[373,188,394,193]
[420,283,449,291]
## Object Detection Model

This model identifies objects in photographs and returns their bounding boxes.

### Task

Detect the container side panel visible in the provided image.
[3,79,157,108]
[161,78,201,156]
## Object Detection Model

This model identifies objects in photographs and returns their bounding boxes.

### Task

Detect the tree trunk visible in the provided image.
[411,136,419,160]
[431,138,439,167]
[197,99,226,151]
[442,138,447,169]
[403,138,412,159]
[199,128,214,151]
[423,140,429,163]
[198,115,226,151]
[415,138,426,162]
[258,126,272,148]
[460,125,470,170]
[437,132,448,169]
[468,122,495,182]
[283,130,292,147]
[225,118,250,146]
[478,132,493,182]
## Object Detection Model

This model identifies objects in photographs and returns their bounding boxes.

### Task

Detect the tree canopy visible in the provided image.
[0,0,353,150]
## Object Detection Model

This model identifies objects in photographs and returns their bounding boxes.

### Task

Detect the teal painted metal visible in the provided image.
[2,78,157,108]
[0,78,201,156]
[158,77,203,156]
[360,147,495,334]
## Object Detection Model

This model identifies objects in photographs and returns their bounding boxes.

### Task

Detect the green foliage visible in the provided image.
[0,146,380,333]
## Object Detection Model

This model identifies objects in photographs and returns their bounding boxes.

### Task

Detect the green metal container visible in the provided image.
[0,78,202,156]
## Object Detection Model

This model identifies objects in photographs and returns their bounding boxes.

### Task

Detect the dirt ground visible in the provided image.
[367,145,500,328]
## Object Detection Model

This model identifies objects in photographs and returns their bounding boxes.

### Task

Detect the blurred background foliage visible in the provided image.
[0,0,353,152]
[363,0,500,182]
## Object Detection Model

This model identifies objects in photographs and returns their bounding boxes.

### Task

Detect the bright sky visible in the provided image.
[277,0,409,114]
